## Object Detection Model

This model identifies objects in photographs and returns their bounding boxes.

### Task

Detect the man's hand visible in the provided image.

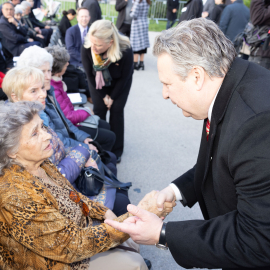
[27,38,34,42]
[105,204,163,245]
[202,11,209,18]
[84,138,98,152]
[104,209,117,220]
[156,186,176,211]
[138,190,176,218]
[8,17,18,27]
[45,25,50,29]
[173,8,177,13]
[34,27,41,34]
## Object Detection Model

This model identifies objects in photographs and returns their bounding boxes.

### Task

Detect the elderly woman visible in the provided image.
[0,101,174,269]
[45,45,116,152]
[82,20,133,163]
[2,65,130,217]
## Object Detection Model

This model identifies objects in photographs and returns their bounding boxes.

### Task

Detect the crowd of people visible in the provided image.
[0,0,270,269]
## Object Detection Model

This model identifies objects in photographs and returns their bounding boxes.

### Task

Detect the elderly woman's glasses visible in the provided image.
[69,190,90,217]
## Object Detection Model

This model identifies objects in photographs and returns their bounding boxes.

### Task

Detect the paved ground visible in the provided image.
[115,32,220,270]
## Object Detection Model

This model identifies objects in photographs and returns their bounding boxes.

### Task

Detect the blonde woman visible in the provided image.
[81,20,133,163]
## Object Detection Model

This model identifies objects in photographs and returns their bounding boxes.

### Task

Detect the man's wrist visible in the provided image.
[155,222,168,250]
[169,183,182,201]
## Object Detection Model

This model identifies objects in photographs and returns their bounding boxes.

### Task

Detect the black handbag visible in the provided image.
[76,152,132,196]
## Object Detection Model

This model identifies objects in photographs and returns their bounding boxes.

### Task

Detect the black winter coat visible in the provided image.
[178,0,203,23]
[166,0,180,21]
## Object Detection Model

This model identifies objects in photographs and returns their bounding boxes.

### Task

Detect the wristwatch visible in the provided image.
[155,222,168,250]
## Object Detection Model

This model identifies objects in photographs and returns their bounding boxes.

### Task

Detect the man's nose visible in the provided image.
[162,87,169,99]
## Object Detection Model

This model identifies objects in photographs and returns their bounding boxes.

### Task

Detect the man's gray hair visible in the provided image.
[0,101,43,175]
[20,0,31,10]
[17,45,53,68]
[153,18,237,80]
[45,46,70,75]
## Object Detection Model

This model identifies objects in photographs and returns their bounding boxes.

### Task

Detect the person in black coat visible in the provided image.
[59,9,76,45]
[203,0,226,24]
[81,20,133,162]
[115,0,132,37]
[166,0,179,29]
[105,18,270,270]
[178,0,203,23]
[81,0,102,27]
[0,2,40,56]
[249,0,270,69]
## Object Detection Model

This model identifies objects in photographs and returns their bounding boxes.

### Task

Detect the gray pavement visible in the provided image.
[116,32,220,270]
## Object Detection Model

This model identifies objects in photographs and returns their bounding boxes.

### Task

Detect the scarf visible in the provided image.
[91,49,112,89]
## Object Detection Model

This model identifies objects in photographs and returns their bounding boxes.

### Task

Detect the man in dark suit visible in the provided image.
[0,0,21,17]
[0,2,40,56]
[166,0,179,29]
[81,0,101,27]
[105,18,270,270]
[65,7,90,68]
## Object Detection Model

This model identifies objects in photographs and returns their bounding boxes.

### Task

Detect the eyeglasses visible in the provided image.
[69,190,90,217]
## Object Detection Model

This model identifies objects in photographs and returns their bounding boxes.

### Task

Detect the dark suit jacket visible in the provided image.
[0,15,28,56]
[178,0,203,23]
[166,0,179,21]
[82,0,102,26]
[166,58,270,270]
[28,8,45,28]
[115,0,127,29]
[65,24,83,67]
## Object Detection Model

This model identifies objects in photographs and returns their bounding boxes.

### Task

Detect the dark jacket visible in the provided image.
[81,46,133,100]
[58,15,72,45]
[45,86,90,149]
[115,0,128,29]
[167,58,270,270]
[81,0,102,26]
[209,3,226,24]
[203,0,215,13]
[0,15,28,56]
[28,8,46,28]
[250,0,270,58]
[166,0,180,21]
[65,24,83,67]
[219,0,250,41]
[178,0,203,23]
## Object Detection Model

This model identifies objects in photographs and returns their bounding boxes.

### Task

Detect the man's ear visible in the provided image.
[191,66,205,91]
[10,93,20,102]
[7,151,17,159]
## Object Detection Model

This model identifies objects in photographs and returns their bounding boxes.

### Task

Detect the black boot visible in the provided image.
[134,62,139,70]
[139,61,145,70]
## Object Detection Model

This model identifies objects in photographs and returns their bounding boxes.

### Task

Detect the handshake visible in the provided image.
[137,187,177,219]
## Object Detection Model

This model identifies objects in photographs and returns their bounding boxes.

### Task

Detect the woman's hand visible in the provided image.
[84,138,98,152]
[104,209,117,220]
[137,191,176,219]
[85,156,99,169]
[103,95,110,107]
[107,97,114,110]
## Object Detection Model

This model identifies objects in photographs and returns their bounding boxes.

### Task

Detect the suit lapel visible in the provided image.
[195,58,250,219]
[76,25,82,47]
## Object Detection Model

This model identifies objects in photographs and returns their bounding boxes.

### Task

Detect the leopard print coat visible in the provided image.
[0,160,130,270]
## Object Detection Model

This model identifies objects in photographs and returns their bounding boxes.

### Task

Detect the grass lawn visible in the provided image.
[54,1,168,32]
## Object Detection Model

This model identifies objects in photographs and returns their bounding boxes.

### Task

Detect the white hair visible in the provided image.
[17,45,53,68]
[0,101,43,175]
[20,1,31,11]
[153,18,237,80]
[14,4,23,14]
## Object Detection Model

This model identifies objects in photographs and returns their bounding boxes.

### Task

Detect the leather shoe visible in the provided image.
[116,156,121,163]
[144,258,152,269]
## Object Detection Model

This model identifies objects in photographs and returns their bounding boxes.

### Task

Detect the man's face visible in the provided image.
[157,53,208,120]
[24,6,31,15]
[2,3,14,18]
[26,0,34,8]
[77,9,90,28]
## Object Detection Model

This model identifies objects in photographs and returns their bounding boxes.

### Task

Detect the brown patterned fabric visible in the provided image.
[0,160,130,270]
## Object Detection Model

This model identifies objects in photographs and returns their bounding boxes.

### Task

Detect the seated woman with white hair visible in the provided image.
[2,65,130,217]
[0,101,174,269]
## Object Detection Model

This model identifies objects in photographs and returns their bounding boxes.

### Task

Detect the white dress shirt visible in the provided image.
[78,23,88,43]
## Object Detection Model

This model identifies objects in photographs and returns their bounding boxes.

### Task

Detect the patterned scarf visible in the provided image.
[91,49,112,89]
